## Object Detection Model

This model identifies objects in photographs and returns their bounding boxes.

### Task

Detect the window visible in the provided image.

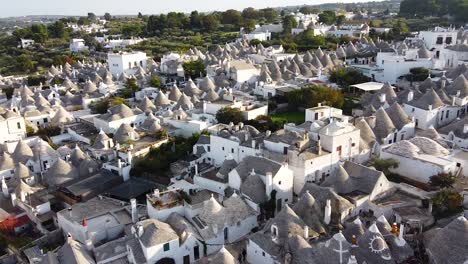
[446,37,452,44]
[412,108,415,112]
[222,147,225,151]
[351,143,356,147]
[17,122,21,129]
[163,243,170,251]
[262,252,266,257]
[401,134,404,140]
[436,37,443,44]
[194,246,200,260]
[457,163,461,167]
[207,146,211,152]
[183,255,190,264]
[388,140,392,144]
[43,118,48,123]
[278,181,282,185]
[446,111,449,118]
[231,148,234,153]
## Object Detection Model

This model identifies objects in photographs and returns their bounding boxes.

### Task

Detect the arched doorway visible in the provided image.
[156,258,175,264]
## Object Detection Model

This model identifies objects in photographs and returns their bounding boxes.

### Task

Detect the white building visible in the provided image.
[0,110,26,144]
[69,39,88,53]
[381,137,458,183]
[107,51,148,77]
[93,104,146,134]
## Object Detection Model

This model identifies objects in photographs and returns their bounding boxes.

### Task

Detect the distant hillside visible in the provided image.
[399,0,467,22]
[281,0,401,13]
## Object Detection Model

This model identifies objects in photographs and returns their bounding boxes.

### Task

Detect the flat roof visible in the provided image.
[350,81,387,91]
[108,178,159,201]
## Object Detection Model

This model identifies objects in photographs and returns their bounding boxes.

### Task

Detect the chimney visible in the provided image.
[303,225,309,239]
[428,104,432,111]
[379,93,386,103]
[351,235,357,246]
[324,199,331,225]
[20,190,26,202]
[266,130,272,137]
[127,151,133,165]
[153,189,160,198]
[347,255,358,264]
[10,193,17,207]
[1,178,8,197]
[202,101,207,114]
[428,200,433,213]
[251,139,256,149]
[317,139,322,155]
[464,124,468,134]
[318,103,322,107]
[266,172,273,199]
[137,224,144,237]
[441,79,446,89]
[130,198,138,223]
[407,91,414,102]
[399,223,405,241]
[194,163,199,175]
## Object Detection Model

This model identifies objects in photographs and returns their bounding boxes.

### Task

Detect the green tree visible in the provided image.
[242,7,259,20]
[242,19,257,33]
[282,15,298,34]
[261,8,278,23]
[221,9,243,26]
[104,12,112,21]
[17,54,34,73]
[216,107,244,124]
[87,12,97,21]
[329,68,371,88]
[150,76,162,88]
[371,158,399,175]
[299,6,319,14]
[183,60,206,79]
[286,85,344,110]
[429,173,457,188]
[202,14,220,32]
[432,189,463,217]
[318,11,336,25]
[30,23,48,43]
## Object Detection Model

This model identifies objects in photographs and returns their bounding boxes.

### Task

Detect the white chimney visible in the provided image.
[85,239,94,251]
[154,189,160,197]
[428,104,432,111]
[137,224,144,237]
[398,223,405,241]
[251,139,256,149]
[266,130,271,137]
[407,91,414,102]
[324,199,331,225]
[303,225,309,239]
[1,178,8,197]
[464,124,468,134]
[130,198,138,223]
[347,255,358,264]
[265,172,273,199]
[10,193,17,207]
[379,93,386,103]
[194,163,199,175]
[20,190,26,202]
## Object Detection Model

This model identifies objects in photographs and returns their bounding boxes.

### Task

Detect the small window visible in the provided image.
[17,122,21,129]
[231,148,234,153]
[351,143,356,147]
[446,111,449,118]
[262,252,266,257]
[278,181,282,185]
[457,163,461,167]
[436,37,443,44]
[43,118,48,123]
[446,37,452,44]
[163,243,170,251]
[222,147,224,151]
[207,146,211,152]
